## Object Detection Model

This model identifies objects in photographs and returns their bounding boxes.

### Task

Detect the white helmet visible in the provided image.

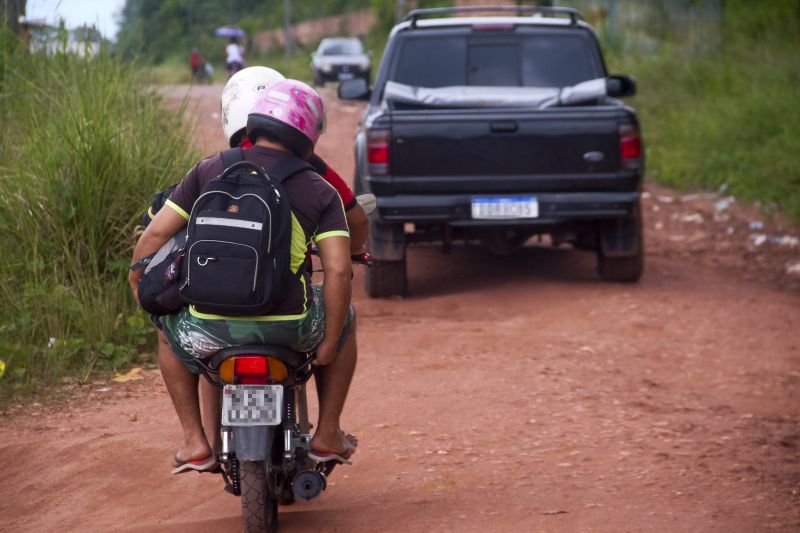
[221,66,285,147]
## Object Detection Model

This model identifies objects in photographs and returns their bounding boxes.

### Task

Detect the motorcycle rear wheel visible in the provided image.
[240,460,278,533]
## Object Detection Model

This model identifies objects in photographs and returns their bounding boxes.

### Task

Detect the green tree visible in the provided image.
[116,0,375,63]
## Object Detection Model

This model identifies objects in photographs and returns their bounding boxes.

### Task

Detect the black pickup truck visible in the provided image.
[339,6,644,297]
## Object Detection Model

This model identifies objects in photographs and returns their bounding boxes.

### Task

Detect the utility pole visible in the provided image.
[3,0,25,35]
[607,0,618,48]
[395,0,405,24]
[283,0,293,63]
[186,0,192,45]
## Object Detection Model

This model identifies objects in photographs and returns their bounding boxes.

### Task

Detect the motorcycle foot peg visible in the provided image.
[292,469,327,501]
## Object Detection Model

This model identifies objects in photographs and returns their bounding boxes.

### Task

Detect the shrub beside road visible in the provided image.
[0,36,198,397]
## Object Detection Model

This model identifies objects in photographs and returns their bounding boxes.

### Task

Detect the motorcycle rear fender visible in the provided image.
[232,425,276,462]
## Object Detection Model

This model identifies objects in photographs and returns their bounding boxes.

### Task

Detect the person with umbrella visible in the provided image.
[225,37,245,77]
[216,26,246,78]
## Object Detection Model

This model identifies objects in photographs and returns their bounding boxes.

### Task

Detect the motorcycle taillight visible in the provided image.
[234,356,269,385]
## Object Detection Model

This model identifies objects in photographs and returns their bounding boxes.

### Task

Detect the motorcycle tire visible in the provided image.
[240,460,278,533]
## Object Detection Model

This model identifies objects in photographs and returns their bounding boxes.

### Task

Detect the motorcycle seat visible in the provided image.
[207,344,308,370]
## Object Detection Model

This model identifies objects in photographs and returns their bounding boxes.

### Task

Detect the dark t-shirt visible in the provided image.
[166,145,349,318]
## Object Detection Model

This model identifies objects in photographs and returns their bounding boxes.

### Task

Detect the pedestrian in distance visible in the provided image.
[224,37,245,78]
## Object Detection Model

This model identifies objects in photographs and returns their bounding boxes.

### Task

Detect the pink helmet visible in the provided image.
[246,79,326,159]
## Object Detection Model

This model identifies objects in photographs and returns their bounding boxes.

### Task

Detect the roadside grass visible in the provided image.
[605,3,800,219]
[0,38,198,400]
[142,60,197,84]
[141,59,226,85]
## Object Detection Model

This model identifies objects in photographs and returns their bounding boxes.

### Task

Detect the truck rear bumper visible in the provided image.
[376,191,640,225]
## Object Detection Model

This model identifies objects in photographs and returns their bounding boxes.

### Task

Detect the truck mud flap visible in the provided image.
[599,208,642,258]
[369,220,405,261]
[232,426,275,462]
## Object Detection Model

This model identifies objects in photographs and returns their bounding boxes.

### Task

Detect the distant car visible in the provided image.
[310,37,371,86]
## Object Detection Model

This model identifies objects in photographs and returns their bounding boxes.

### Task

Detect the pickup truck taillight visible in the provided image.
[619,124,642,171]
[367,128,390,175]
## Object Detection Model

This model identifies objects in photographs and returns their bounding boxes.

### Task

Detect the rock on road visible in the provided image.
[1,84,799,532]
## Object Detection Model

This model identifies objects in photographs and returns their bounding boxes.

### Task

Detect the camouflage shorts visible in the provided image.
[161,285,354,374]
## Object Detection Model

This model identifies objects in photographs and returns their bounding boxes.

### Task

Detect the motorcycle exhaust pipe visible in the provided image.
[292,470,327,501]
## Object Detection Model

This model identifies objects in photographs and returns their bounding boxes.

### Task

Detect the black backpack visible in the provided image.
[178,148,313,315]
[142,184,177,228]
[136,232,186,316]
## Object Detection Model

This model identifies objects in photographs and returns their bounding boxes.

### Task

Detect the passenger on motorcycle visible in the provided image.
[129,80,359,473]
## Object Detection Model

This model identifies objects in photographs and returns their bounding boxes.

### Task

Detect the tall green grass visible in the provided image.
[604,1,800,218]
[0,34,199,396]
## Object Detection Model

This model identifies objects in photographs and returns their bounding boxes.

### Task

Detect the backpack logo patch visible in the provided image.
[227,204,239,214]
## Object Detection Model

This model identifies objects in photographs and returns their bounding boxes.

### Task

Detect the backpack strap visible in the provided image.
[267,156,315,280]
[219,147,245,169]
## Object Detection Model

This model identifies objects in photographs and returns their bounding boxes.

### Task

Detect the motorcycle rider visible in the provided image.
[130,80,359,472]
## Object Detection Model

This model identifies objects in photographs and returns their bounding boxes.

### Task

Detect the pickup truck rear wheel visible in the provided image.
[597,206,644,283]
[366,258,407,298]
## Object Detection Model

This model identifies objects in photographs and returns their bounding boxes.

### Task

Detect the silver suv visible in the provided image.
[311,37,371,86]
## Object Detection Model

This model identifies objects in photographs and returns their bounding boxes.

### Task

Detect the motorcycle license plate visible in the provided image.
[471,196,539,220]
[222,384,283,426]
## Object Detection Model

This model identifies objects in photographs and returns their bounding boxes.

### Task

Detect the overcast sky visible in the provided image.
[26,0,126,39]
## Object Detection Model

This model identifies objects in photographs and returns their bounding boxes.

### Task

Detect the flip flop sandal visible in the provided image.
[308,450,353,465]
[171,455,219,475]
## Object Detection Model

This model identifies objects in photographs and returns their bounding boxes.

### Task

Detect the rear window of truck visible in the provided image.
[392,31,601,88]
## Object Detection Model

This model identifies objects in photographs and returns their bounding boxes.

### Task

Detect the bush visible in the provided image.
[0,35,199,397]
[605,0,800,218]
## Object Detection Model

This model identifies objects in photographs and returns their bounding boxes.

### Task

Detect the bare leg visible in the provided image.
[200,375,222,454]
[311,318,358,457]
[157,330,212,464]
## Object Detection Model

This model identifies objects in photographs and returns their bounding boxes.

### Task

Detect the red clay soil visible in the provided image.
[1,84,799,532]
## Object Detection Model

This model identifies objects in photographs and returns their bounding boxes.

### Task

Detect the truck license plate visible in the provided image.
[471,196,539,220]
[222,384,283,426]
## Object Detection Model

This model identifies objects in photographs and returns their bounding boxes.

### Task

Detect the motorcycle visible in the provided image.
[195,195,375,532]
[197,344,331,532]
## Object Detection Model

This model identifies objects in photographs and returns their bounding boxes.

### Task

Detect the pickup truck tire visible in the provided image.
[597,206,644,283]
[366,258,407,298]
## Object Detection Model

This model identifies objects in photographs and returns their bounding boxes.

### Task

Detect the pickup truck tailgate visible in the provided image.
[389,107,626,194]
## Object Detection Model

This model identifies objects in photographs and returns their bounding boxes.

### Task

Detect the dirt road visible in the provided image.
[2,84,800,532]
